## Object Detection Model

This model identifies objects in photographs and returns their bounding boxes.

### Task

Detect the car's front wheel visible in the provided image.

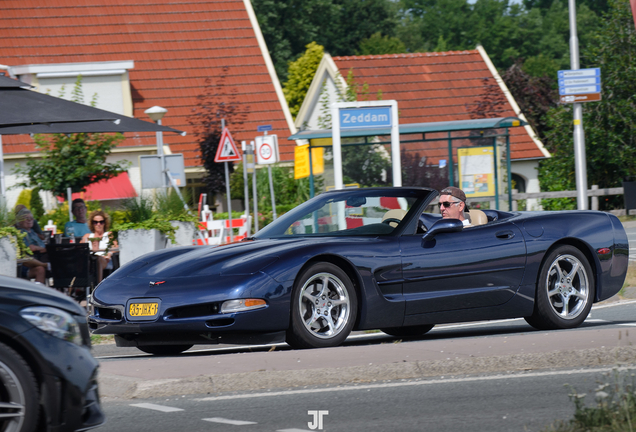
[137,345,193,356]
[287,263,357,349]
[525,245,595,330]
[0,341,39,432]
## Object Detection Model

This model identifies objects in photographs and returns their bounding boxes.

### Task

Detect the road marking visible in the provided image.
[195,367,621,403]
[618,323,636,327]
[277,429,311,432]
[130,403,184,412]
[584,319,608,323]
[202,417,257,425]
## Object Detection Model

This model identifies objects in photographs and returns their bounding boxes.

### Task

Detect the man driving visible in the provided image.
[439,186,471,227]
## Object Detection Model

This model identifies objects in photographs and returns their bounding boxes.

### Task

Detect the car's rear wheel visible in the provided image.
[381,325,434,337]
[525,245,594,330]
[287,263,357,349]
[0,342,39,432]
[137,345,193,356]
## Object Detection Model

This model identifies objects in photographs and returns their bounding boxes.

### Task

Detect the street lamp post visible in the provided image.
[145,106,168,188]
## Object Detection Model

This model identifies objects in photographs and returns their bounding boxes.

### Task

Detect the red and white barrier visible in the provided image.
[195,216,250,245]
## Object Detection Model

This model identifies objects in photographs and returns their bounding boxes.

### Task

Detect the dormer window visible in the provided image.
[10,60,134,116]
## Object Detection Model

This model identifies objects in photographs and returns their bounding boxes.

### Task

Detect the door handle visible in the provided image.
[496,230,515,240]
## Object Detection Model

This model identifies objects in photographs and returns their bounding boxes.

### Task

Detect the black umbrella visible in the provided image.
[0,75,183,134]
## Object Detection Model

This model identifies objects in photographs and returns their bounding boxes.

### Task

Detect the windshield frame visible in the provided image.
[254,187,438,239]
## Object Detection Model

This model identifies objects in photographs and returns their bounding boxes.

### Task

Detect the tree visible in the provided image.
[283,42,324,119]
[188,71,248,196]
[500,61,558,140]
[538,0,636,210]
[357,32,407,55]
[13,76,129,198]
[251,0,399,80]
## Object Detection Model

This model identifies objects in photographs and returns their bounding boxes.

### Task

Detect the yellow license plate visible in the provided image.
[129,303,158,317]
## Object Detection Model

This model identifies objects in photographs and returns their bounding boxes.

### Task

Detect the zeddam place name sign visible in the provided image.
[339,106,392,129]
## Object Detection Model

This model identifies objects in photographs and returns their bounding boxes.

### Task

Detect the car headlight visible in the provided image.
[20,306,82,345]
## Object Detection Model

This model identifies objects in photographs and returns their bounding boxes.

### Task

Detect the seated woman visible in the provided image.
[16,208,48,284]
[81,210,118,283]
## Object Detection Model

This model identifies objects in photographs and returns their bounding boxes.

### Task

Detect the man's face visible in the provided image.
[72,202,87,222]
[18,213,34,230]
[439,194,464,219]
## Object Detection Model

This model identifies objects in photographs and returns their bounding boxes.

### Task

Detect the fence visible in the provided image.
[511,185,625,213]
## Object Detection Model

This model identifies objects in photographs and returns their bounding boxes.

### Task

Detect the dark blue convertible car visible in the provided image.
[88,187,629,354]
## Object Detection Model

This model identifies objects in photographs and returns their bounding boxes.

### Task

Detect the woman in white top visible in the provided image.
[81,210,118,283]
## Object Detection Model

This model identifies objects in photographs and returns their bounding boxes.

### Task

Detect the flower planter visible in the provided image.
[0,237,17,278]
[168,221,196,247]
[118,229,168,266]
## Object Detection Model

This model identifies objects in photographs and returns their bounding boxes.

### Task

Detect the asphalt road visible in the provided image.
[94,300,636,431]
[98,367,615,432]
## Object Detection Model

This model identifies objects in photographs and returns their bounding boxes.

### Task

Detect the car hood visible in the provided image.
[110,238,309,279]
[0,275,86,315]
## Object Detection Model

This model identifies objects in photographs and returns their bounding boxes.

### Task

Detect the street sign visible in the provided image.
[339,106,392,129]
[257,124,272,132]
[558,68,601,103]
[255,134,279,164]
[214,127,242,162]
[140,154,185,189]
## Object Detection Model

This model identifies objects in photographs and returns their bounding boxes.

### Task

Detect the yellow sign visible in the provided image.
[294,145,324,179]
[457,146,495,198]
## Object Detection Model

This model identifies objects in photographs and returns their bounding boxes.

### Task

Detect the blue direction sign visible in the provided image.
[257,124,272,132]
[339,106,392,129]
[558,68,601,103]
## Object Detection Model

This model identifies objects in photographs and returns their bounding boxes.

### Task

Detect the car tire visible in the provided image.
[286,262,357,349]
[0,341,39,432]
[381,325,434,337]
[137,345,193,356]
[525,245,595,330]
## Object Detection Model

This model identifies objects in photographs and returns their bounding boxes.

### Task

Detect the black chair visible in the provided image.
[46,243,95,300]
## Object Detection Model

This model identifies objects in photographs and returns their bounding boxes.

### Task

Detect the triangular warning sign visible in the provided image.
[214,127,242,163]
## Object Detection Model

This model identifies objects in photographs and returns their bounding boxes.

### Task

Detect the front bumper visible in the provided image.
[87,273,293,345]
[17,327,105,432]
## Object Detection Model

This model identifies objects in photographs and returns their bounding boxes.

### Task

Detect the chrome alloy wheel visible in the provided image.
[545,253,590,320]
[0,360,26,432]
[298,272,351,339]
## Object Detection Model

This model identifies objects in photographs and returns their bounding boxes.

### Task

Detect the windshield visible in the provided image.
[255,188,435,238]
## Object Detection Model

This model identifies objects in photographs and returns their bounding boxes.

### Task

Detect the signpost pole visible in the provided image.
[251,141,258,232]
[221,119,234,242]
[242,141,250,237]
[569,0,588,210]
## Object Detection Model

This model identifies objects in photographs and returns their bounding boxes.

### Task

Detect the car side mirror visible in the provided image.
[421,219,463,245]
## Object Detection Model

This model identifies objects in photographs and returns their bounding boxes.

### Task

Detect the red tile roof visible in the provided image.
[0,0,293,166]
[332,51,546,161]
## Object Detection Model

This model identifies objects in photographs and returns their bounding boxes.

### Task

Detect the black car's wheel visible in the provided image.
[381,325,434,337]
[287,263,357,349]
[525,246,595,330]
[0,342,39,432]
[137,345,193,356]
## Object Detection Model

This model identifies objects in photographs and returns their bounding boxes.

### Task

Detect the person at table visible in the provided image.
[16,208,48,284]
[81,210,118,283]
[14,204,46,241]
[64,198,91,239]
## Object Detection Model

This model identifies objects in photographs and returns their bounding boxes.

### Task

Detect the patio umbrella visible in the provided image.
[0,74,185,196]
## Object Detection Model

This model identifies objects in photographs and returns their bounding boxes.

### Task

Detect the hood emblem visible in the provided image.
[149,281,166,287]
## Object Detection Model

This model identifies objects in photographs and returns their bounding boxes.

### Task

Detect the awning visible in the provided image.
[288,117,528,141]
[57,172,137,202]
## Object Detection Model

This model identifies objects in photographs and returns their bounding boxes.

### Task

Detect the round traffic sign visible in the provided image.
[259,143,273,160]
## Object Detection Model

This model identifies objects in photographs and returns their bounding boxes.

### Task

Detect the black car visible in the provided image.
[0,275,105,432]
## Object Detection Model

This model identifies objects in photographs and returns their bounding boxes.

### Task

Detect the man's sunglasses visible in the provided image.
[92,220,106,225]
[438,201,460,208]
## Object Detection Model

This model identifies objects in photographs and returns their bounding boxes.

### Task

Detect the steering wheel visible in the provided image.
[382,218,402,226]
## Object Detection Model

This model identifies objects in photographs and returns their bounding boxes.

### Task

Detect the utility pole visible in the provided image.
[569,0,588,210]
